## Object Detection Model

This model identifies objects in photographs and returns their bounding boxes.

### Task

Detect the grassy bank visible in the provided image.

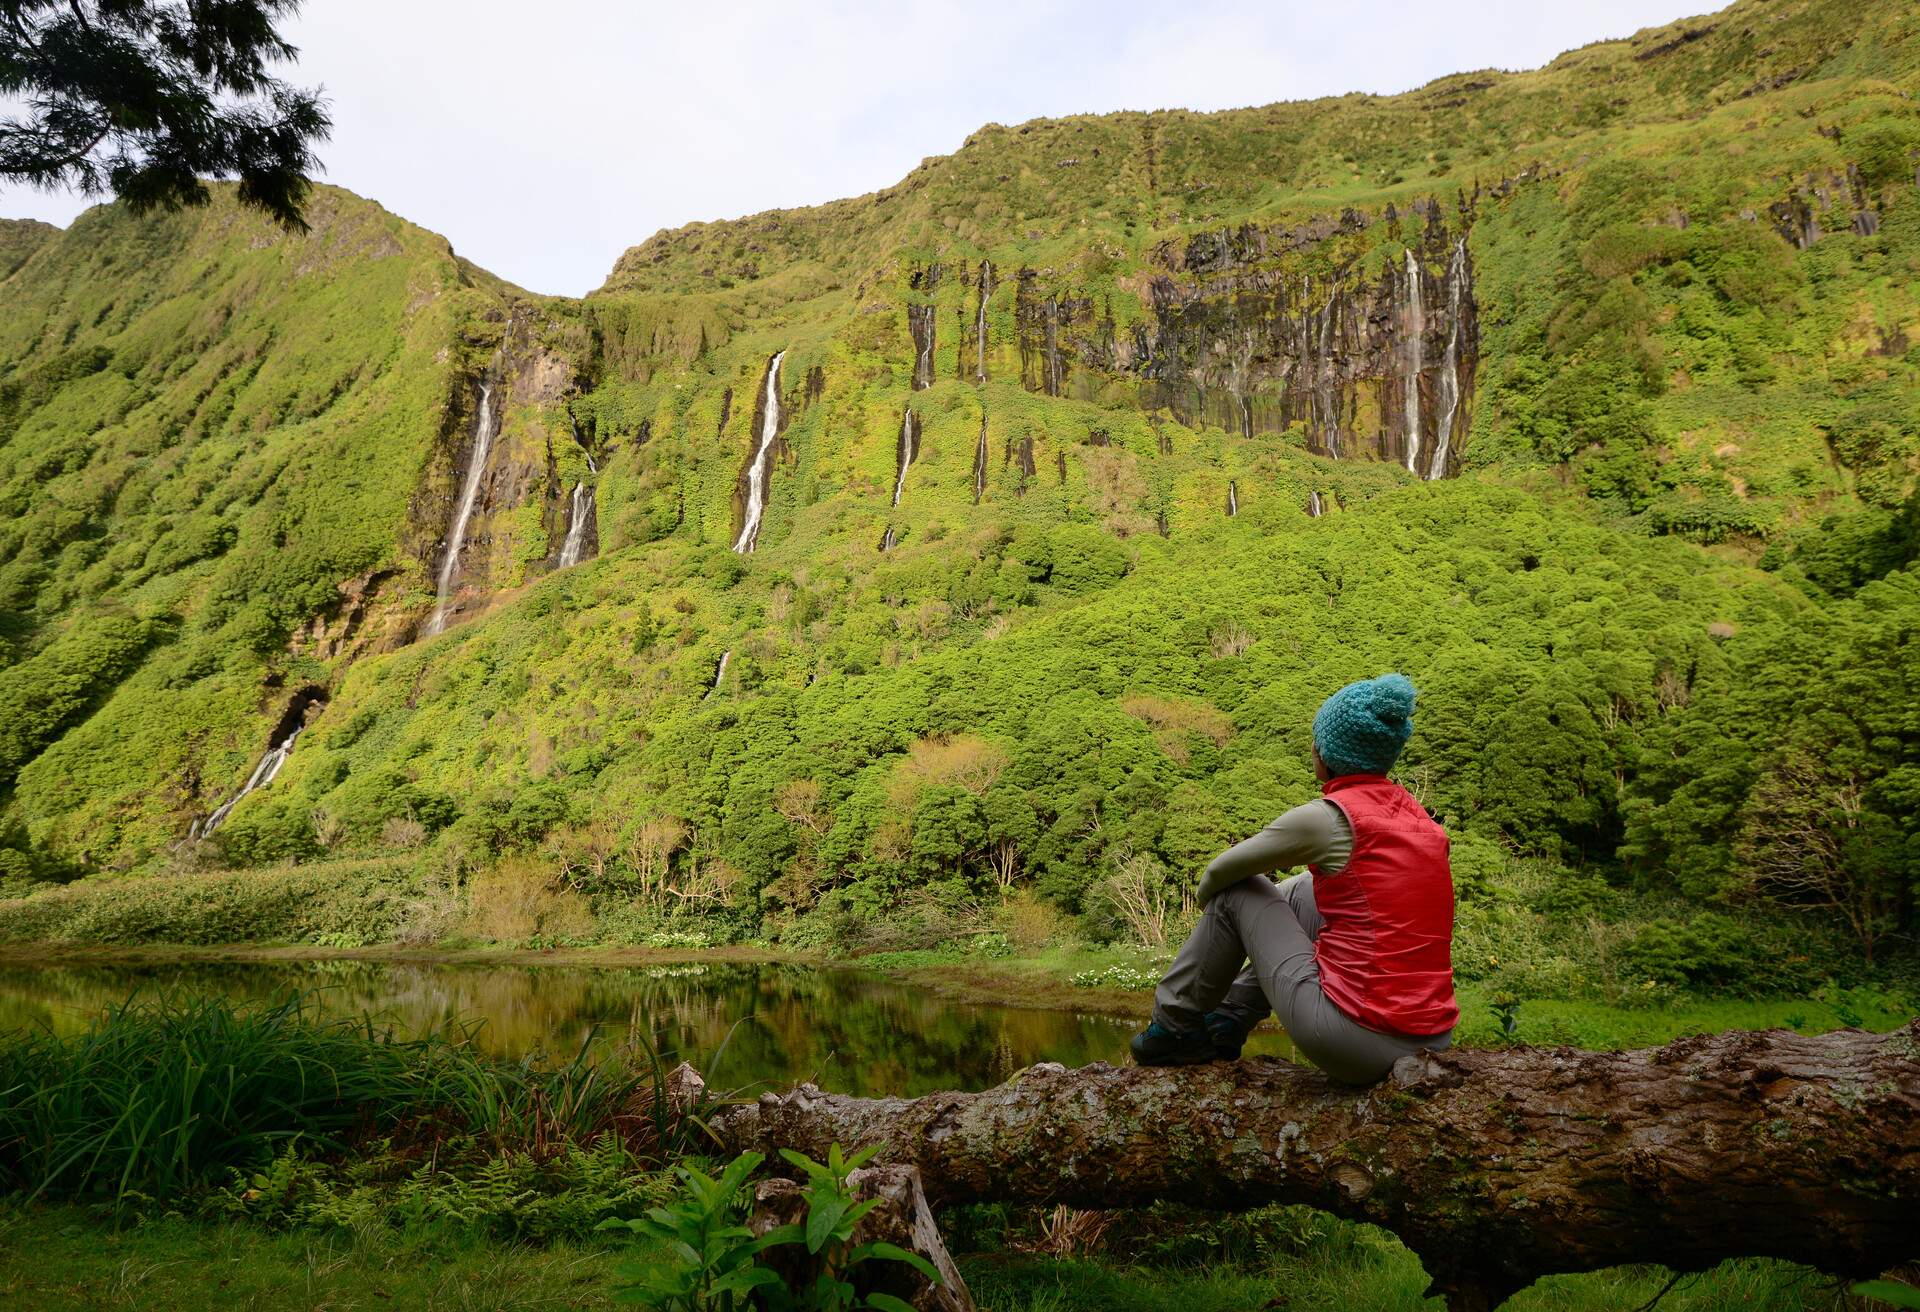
[0,1201,1891,1311]
[1,995,1913,1312]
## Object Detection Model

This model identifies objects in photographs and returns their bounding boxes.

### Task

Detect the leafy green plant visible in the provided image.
[768,1143,938,1312]
[601,1144,938,1312]
[1854,1280,1920,1310]
[599,1151,788,1311]
[1489,995,1523,1041]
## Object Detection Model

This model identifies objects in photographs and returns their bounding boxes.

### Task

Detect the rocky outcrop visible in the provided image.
[1768,166,1883,247]
[407,311,591,636]
[288,568,409,662]
[998,201,1479,475]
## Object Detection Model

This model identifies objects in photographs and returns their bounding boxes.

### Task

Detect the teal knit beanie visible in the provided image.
[1312,673,1416,776]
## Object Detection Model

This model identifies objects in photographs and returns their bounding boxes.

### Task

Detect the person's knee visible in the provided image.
[1275,872,1313,900]
[1207,878,1264,914]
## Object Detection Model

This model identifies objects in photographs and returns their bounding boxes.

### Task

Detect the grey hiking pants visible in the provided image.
[1153,872,1452,1085]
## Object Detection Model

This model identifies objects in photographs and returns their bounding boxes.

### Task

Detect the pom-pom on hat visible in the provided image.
[1312,673,1417,777]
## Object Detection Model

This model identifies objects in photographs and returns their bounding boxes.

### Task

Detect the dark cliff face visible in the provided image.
[1002,198,1482,477]
[416,311,586,635]
[908,304,936,390]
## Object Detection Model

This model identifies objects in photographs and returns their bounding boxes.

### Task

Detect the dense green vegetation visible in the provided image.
[0,0,1916,1003]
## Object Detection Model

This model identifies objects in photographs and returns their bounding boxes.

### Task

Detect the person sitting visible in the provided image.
[1130,672,1458,1084]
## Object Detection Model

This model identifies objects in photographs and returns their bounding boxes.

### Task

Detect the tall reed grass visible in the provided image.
[0,992,713,1203]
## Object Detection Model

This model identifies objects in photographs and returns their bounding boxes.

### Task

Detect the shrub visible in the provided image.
[461,855,595,944]
[1616,913,1755,988]
[0,859,418,946]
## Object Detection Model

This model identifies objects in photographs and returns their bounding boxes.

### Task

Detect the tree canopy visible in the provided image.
[0,0,327,227]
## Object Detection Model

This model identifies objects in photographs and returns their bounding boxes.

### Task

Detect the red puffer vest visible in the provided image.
[1309,775,1459,1036]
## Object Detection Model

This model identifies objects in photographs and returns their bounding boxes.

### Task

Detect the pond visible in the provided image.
[0,959,1299,1097]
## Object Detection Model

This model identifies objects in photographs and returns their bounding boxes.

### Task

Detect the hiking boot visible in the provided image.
[1129,1020,1216,1066]
[1204,1011,1258,1060]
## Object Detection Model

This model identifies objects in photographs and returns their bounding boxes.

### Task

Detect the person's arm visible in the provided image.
[1195,800,1352,905]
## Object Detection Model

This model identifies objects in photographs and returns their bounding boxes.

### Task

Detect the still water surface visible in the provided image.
[0,960,1297,1097]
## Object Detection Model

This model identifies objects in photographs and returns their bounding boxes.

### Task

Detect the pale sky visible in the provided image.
[1,0,1708,296]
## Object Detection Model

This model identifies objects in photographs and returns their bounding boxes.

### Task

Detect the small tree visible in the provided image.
[1098,847,1190,949]
[0,1,330,228]
[621,815,690,910]
[1736,751,1899,961]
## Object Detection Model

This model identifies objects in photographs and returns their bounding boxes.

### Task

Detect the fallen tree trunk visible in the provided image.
[710,1020,1920,1309]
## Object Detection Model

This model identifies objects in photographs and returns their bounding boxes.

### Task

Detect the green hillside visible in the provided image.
[0,0,1916,982]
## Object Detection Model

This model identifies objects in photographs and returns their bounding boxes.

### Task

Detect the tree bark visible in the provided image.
[709,1021,1920,1309]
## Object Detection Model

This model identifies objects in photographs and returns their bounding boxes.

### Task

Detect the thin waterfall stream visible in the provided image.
[1429,239,1467,482]
[191,727,304,839]
[972,414,989,503]
[1403,250,1425,475]
[427,382,499,636]
[732,352,785,553]
[557,453,598,569]
[891,407,917,508]
[975,261,991,382]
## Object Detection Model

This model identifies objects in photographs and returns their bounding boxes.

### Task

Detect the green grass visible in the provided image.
[0,993,695,1204]
[0,1202,632,1311]
[0,1201,1873,1312]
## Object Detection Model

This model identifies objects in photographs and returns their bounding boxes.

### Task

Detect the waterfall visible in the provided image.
[707,650,731,698]
[1429,239,1468,482]
[975,261,991,382]
[427,382,499,636]
[1317,289,1340,457]
[1403,250,1425,475]
[879,526,897,553]
[1308,490,1324,518]
[1226,481,1239,517]
[972,415,989,503]
[193,727,303,839]
[733,352,786,553]
[909,306,935,391]
[557,481,593,568]
[891,407,917,507]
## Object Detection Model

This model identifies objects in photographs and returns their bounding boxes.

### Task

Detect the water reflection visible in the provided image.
[0,961,1300,1098]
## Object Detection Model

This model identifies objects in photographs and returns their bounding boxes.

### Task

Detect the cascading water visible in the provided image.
[909,305,935,391]
[891,407,917,508]
[708,650,731,698]
[427,382,500,636]
[557,483,591,568]
[192,727,303,839]
[1308,490,1325,518]
[1226,481,1239,517]
[1402,250,1425,475]
[975,261,991,383]
[972,415,989,503]
[878,526,897,553]
[1429,239,1468,482]
[732,352,785,553]
[1317,288,1341,457]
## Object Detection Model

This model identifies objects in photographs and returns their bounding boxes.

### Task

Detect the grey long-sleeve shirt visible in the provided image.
[1194,799,1354,906]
